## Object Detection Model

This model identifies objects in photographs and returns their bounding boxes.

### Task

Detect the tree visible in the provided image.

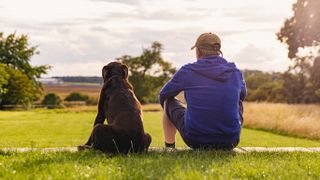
[0,64,9,96]
[244,70,285,102]
[0,66,40,106]
[117,42,176,103]
[277,0,320,103]
[0,32,49,81]
[277,0,320,59]
[41,93,63,109]
[0,32,50,107]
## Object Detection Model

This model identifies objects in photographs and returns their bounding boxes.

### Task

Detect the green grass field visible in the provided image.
[1,150,320,179]
[1,108,320,179]
[1,109,320,148]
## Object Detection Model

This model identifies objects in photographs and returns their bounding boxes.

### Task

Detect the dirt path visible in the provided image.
[1,147,320,153]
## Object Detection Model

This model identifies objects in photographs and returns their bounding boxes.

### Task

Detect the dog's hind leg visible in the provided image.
[92,124,118,153]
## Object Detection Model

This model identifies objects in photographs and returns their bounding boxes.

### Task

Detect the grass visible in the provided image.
[1,150,320,179]
[1,105,320,179]
[1,108,320,148]
[244,102,320,140]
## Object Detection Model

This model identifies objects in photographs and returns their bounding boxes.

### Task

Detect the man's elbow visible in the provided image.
[159,94,166,108]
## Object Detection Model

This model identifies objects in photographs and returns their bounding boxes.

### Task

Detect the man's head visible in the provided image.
[191,32,223,60]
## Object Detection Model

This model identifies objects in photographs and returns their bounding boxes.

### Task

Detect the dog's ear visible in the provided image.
[102,65,110,81]
[122,64,129,80]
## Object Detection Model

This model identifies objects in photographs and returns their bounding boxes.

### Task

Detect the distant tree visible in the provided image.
[117,42,176,103]
[0,66,40,106]
[244,70,285,102]
[54,76,103,84]
[277,0,320,103]
[41,93,63,109]
[64,92,89,102]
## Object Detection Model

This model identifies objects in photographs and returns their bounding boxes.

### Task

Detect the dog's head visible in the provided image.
[102,61,129,83]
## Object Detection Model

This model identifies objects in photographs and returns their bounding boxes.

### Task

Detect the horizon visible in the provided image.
[1,0,295,76]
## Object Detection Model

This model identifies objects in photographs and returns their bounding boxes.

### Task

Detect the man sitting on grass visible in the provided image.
[159,32,246,150]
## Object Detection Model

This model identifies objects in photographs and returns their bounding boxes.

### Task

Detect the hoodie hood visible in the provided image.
[186,56,238,82]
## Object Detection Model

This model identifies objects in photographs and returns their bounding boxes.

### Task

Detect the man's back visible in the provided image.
[159,56,246,144]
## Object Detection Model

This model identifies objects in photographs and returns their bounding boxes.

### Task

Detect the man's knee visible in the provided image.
[163,100,168,110]
[163,100,171,120]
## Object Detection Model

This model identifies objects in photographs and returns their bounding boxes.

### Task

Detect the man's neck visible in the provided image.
[197,55,220,61]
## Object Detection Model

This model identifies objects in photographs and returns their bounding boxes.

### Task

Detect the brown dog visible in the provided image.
[78,61,152,154]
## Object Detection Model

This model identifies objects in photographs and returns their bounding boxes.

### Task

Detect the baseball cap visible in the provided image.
[191,32,222,55]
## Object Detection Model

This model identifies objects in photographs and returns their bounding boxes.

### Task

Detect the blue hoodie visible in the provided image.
[159,56,247,144]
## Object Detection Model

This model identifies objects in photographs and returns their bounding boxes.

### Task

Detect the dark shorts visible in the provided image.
[165,98,239,150]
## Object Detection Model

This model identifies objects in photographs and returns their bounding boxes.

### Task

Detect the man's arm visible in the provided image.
[240,74,247,101]
[159,67,185,107]
[240,83,247,101]
[239,76,247,125]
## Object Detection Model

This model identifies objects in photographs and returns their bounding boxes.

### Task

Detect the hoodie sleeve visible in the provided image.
[159,66,186,107]
[240,76,247,101]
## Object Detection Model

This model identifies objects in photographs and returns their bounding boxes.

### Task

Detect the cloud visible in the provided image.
[224,10,282,23]
[233,44,274,63]
[1,0,294,75]
[89,0,140,5]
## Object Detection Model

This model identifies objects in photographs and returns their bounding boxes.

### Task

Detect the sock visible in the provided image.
[165,142,175,148]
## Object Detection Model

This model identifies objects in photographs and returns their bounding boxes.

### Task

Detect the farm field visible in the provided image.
[244,102,320,140]
[43,83,101,99]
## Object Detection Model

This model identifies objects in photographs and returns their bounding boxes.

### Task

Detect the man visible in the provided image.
[159,32,246,150]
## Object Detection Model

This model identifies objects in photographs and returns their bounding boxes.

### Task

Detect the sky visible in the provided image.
[0,0,296,76]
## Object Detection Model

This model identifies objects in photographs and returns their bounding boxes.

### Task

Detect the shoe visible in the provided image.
[164,147,176,152]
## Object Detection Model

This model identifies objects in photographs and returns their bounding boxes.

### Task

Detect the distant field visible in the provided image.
[244,102,320,140]
[43,83,101,98]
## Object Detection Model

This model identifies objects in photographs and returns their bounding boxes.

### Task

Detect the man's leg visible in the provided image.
[162,98,186,148]
[162,100,177,147]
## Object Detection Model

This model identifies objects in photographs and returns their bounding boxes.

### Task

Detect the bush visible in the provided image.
[42,93,63,109]
[64,92,89,102]
[85,97,98,106]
